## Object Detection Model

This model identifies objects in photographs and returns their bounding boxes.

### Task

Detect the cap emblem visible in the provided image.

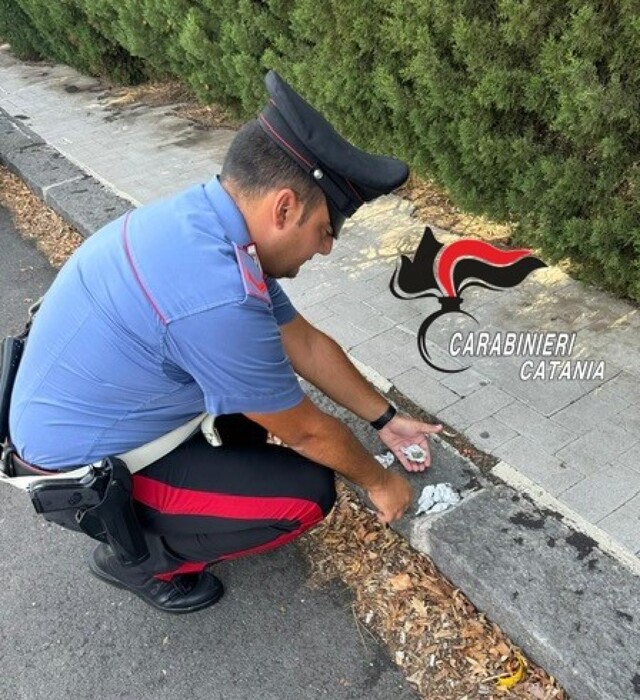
[312,168,324,180]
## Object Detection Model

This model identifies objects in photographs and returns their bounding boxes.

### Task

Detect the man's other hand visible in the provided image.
[367,470,413,524]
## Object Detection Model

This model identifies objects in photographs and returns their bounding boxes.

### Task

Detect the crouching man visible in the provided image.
[6,71,441,613]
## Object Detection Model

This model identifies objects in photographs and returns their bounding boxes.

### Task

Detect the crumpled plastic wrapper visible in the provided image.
[402,444,427,463]
[416,483,461,515]
[374,451,395,468]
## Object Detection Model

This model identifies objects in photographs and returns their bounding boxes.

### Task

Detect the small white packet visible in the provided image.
[416,483,461,516]
[374,451,395,468]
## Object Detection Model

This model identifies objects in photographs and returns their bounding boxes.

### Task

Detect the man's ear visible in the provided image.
[273,188,301,229]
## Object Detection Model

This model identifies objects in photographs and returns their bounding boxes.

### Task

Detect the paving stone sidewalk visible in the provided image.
[3,46,640,700]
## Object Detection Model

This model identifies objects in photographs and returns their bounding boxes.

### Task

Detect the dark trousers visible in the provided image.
[130,414,336,580]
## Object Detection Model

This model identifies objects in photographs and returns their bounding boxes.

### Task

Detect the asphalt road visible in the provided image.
[0,204,417,700]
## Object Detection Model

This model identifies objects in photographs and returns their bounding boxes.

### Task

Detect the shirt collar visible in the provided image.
[204,176,251,247]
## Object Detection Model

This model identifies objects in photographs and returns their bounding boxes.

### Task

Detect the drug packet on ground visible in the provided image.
[401,444,427,463]
[416,483,461,515]
[374,451,395,468]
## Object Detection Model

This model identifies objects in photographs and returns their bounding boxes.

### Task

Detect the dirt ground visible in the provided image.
[0,162,566,699]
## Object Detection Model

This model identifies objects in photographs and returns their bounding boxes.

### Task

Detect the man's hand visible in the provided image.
[379,414,443,473]
[367,469,413,524]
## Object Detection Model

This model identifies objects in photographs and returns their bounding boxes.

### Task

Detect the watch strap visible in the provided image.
[370,404,397,430]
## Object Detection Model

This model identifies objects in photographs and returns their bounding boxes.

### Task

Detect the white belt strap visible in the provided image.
[1,412,220,491]
[0,465,94,491]
[116,412,210,471]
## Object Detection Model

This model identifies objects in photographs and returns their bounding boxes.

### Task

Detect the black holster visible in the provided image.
[29,458,150,567]
[0,336,24,444]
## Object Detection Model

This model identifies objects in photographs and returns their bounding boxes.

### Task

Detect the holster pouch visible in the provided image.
[0,336,24,444]
[29,457,150,567]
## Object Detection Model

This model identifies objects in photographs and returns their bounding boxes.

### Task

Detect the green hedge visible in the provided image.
[0,0,42,59]
[1,0,639,300]
[0,0,146,81]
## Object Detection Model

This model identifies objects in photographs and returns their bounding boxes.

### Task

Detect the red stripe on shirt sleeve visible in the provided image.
[122,211,169,325]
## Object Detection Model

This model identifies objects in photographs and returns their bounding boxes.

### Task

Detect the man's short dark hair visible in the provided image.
[220,120,325,224]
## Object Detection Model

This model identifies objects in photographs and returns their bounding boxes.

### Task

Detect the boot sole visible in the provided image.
[88,556,224,614]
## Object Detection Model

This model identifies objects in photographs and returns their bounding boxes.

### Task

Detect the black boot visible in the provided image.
[89,542,224,614]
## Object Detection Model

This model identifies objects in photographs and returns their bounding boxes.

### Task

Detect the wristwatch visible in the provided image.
[370,403,397,430]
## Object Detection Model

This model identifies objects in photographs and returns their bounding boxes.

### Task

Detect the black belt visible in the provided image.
[9,451,63,477]
[2,440,75,477]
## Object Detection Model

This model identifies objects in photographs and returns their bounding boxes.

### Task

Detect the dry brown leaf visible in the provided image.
[522,683,548,699]
[461,620,486,639]
[410,597,428,615]
[388,572,413,591]
[494,641,512,657]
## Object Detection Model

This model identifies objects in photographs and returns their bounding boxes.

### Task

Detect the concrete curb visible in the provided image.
[0,108,131,237]
[2,108,639,700]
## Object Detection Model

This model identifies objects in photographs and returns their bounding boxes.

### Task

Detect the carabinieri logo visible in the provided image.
[390,226,547,373]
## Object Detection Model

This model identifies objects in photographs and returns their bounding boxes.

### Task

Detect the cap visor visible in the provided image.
[327,202,346,239]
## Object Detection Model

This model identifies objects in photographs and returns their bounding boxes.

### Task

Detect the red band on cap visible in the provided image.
[259,113,314,169]
[345,177,364,203]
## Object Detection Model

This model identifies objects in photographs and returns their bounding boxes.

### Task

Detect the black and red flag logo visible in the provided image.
[390,227,546,373]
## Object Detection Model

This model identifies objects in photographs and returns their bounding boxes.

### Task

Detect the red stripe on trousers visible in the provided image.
[154,528,308,581]
[133,475,324,580]
[133,474,323,523]
[155,561,208,581]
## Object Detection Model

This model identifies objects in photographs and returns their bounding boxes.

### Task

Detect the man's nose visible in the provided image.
[320,237,333,256]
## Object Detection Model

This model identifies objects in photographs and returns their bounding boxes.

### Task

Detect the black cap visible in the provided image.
[258,70,409,237]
